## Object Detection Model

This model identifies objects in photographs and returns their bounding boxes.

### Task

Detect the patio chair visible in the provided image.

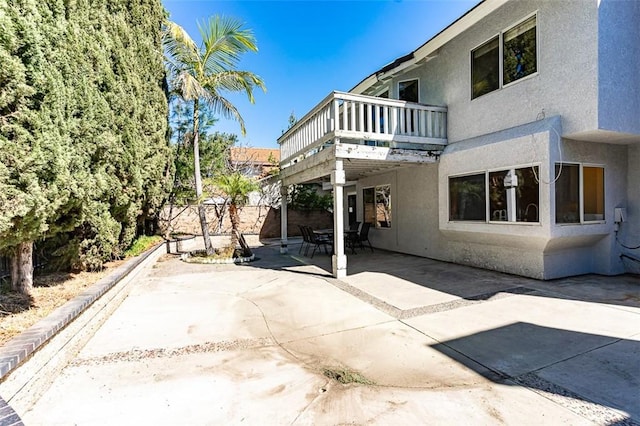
[345,221,361,254]
[306,226,333,258]
[357,222,374,253]
[298,225,310,255]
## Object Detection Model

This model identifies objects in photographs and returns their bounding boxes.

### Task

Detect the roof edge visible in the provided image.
[351,0,509,94]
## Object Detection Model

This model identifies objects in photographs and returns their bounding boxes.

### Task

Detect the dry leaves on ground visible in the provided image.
[0,261,124,347]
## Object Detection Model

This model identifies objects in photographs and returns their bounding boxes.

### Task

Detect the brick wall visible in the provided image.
[159,205,333,238]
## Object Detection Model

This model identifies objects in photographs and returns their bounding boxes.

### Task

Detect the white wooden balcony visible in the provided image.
[278,91,447,167]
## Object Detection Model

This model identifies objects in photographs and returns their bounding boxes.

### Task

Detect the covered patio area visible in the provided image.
[278,91,447,278]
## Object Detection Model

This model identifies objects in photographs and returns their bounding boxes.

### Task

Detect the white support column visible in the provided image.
[331,159,347,279]
[280,185,289,254]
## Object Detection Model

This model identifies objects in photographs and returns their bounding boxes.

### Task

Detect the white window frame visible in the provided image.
[397,78,420,103]
[501,12,539,89]
[487,164,541,224]
[470,34,500,100]
[448,163,542,224]
[363,184,392,229]
[471,11,539,100]
[555,162,606,225]
[448,170,488,222]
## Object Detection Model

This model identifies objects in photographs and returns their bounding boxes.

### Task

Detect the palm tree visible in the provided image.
[163,16,265,255]
[214,172,258,250]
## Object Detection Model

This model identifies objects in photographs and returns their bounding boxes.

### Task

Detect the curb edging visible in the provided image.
[0,243,165,422]
[0,244,164,381]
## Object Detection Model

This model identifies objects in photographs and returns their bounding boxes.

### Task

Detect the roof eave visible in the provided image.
[351,0,509,95]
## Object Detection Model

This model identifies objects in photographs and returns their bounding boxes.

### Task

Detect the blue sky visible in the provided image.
[162,0,479,148]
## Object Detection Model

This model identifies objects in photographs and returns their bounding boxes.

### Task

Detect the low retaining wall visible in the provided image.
[0,244,166,417]
[160,205,332,239]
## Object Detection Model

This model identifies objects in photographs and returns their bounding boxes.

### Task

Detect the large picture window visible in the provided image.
[450,166,540,223]
[449,174,487,221]
[555,164,605,224]
[471,14,537,99]
[363,185,392,228]
[489,167,539,222]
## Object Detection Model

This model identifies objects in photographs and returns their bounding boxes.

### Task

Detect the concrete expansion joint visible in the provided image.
[70,338,275,366]
[326,271,539,320]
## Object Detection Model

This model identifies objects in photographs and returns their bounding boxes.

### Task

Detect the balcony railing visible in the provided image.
[278,91,447,165]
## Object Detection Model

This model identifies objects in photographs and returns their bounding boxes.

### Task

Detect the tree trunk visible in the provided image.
[10,242,34,296]
[192,99,214,255]
[229,203,240,248]
[164,198,174,240]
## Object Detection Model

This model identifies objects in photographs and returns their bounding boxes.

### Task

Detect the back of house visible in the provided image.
[278,0,640,280]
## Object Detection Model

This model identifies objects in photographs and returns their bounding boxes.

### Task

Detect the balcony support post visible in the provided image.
[331,158,347,279]
[280,185,289,254]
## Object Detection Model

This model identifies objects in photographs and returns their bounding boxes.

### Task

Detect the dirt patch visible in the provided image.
[322,366,375,385]
[0,261,125,346]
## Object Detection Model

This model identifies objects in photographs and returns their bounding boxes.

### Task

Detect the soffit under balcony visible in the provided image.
[279,143,440,186]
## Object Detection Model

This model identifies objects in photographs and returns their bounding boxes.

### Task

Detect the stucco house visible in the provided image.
[277,0,640,280]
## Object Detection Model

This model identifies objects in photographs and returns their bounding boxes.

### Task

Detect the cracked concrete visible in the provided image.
[19,239,640,425]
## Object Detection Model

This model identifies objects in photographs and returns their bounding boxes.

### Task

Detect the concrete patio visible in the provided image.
[20,238,640,425]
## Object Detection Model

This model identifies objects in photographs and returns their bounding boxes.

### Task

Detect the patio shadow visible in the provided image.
[430,322,640,423]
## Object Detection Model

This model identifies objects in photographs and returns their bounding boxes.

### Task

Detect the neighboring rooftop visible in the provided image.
[230,147,280,165]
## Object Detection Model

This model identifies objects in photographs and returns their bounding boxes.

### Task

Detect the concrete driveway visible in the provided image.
[22,240,640,425]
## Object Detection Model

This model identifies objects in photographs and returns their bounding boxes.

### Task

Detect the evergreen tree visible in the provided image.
[0,0,170,293]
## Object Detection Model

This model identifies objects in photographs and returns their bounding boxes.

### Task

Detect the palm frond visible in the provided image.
[165,15,265,137]
[204,71,266,103]
[200,90,247,135]
[198,15,259,74]
[162,21,200,67]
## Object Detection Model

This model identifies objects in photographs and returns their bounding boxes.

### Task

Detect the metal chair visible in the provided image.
[357,222,374,253]
[345,221,361,254]
[298,225,309,255]
[306,226,332,258]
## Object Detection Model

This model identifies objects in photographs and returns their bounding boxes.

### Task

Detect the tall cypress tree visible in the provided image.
[0,0,170,293]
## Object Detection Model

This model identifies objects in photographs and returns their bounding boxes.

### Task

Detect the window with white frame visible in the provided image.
[555,163,605,224]
[471,36,500,99]
[471,14,537,99]
[503,15,537,85]
[449,173,487,221]
[489,167,540,222]
[363,185,392,228]
[398,79,419,102]
[449,166,540,222]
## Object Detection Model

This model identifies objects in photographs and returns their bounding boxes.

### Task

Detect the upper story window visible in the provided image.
[471,14,538,100]
[471,37,500,99]
[503,15,537,85]
[398,79,419,102]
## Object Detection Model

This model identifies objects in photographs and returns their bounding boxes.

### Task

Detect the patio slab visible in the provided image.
[342,271,456,310]
[18,244,640,425]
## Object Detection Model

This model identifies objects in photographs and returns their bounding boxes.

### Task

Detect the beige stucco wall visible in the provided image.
[385,0,599,143]
[350,115,632,279]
